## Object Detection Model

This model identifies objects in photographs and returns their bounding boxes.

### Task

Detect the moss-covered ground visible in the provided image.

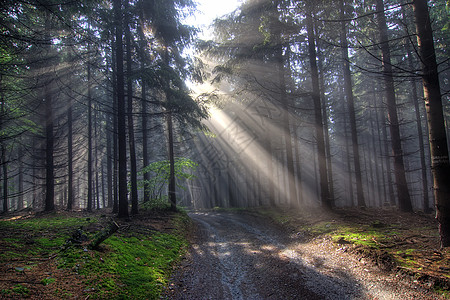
[0,209,190,299]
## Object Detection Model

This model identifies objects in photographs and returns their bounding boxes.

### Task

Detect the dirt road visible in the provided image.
[167,211,442,299]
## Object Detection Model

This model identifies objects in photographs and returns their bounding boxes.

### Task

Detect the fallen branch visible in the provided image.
[88,221,119,250]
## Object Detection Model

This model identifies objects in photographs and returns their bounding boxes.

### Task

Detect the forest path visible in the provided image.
[166,211,442,300]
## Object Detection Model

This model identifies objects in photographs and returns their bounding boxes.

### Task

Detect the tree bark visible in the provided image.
[125,0,138,215]
[340,0,365,207]
[1,145,7,213]
[305,4,330,208]
[67,83,74,210]
[0,77,7,213]
[87,37,93,212]
[317,35,335,207]
[88,221,120,250]
[114,0,129,218]
[18,145,23,210]
[376,0,412,212]
[141,69,150,203]
[111,44,119,214]
[106,98,113,208]
[137,20,151,204]
[413,0,450,247]
[275,29,297,207]
[167,111,177,211]
[401,0,431,214]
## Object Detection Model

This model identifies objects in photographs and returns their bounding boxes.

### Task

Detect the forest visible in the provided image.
[0,0,450,298]
[2,0,449,243]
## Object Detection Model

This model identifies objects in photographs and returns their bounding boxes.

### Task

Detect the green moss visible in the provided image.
[1,212,188,299]
[41,277,56,285]
[1,284,30,297]
[35,236,66,248]
[0,216,98,267]
[57,213,188,299]
[307,222,337,235]
[394,249,420,268]
[0,215,96,231]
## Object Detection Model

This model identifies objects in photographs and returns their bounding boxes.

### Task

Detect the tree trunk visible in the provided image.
[44,74,54,211]
[141,70,150,203]
[379,98,396,206]
[340,0,365,207]
[343,95,355,206]
[374,96,388,205]
[0,78,7,213]
[317,36,335,207]
[275,30,297,207]
[305,4,330,208]
[114,0,129,218]
[111,45,119,214]
[95,105,100,209]
[125,0,138,215]
[138,21,151,204]
[106,112,113,208]
[376,0,412,212]
[413,0,450,247]
[1,145,7,213]
[88,221,120,250]
[369,96,382,207]
[167,111,177,211]
[264,110,276,206]
[399,0,431,213]
[18,146,23,210]
[67,87,74,210]
[87,38,93,212]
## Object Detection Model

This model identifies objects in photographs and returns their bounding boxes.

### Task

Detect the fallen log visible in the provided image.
[88,221,120,250]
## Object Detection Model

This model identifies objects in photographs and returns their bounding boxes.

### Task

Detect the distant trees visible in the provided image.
[0,0,207,214]
[1,0,449,246]
[195,0,448,219]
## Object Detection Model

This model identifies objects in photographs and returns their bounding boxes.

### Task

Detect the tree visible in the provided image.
[273,0,298,207]
[400,0,431,213]
[305,2,330,208]
[413,0,450,247]
[142,0,206,210]
[43,11,55,212]
[375,0,413,212]
[87,30,93,212]
[124,0,138,215]
[339,0,365,207]
[113,0,129,218]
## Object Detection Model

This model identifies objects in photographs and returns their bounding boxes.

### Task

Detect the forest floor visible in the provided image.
[258,207,450,296]
[0,207,448,299]
[0,209,191,299]
[166,207,450,299]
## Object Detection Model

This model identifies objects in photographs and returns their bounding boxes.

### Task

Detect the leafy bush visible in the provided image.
[138,157,198,201]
